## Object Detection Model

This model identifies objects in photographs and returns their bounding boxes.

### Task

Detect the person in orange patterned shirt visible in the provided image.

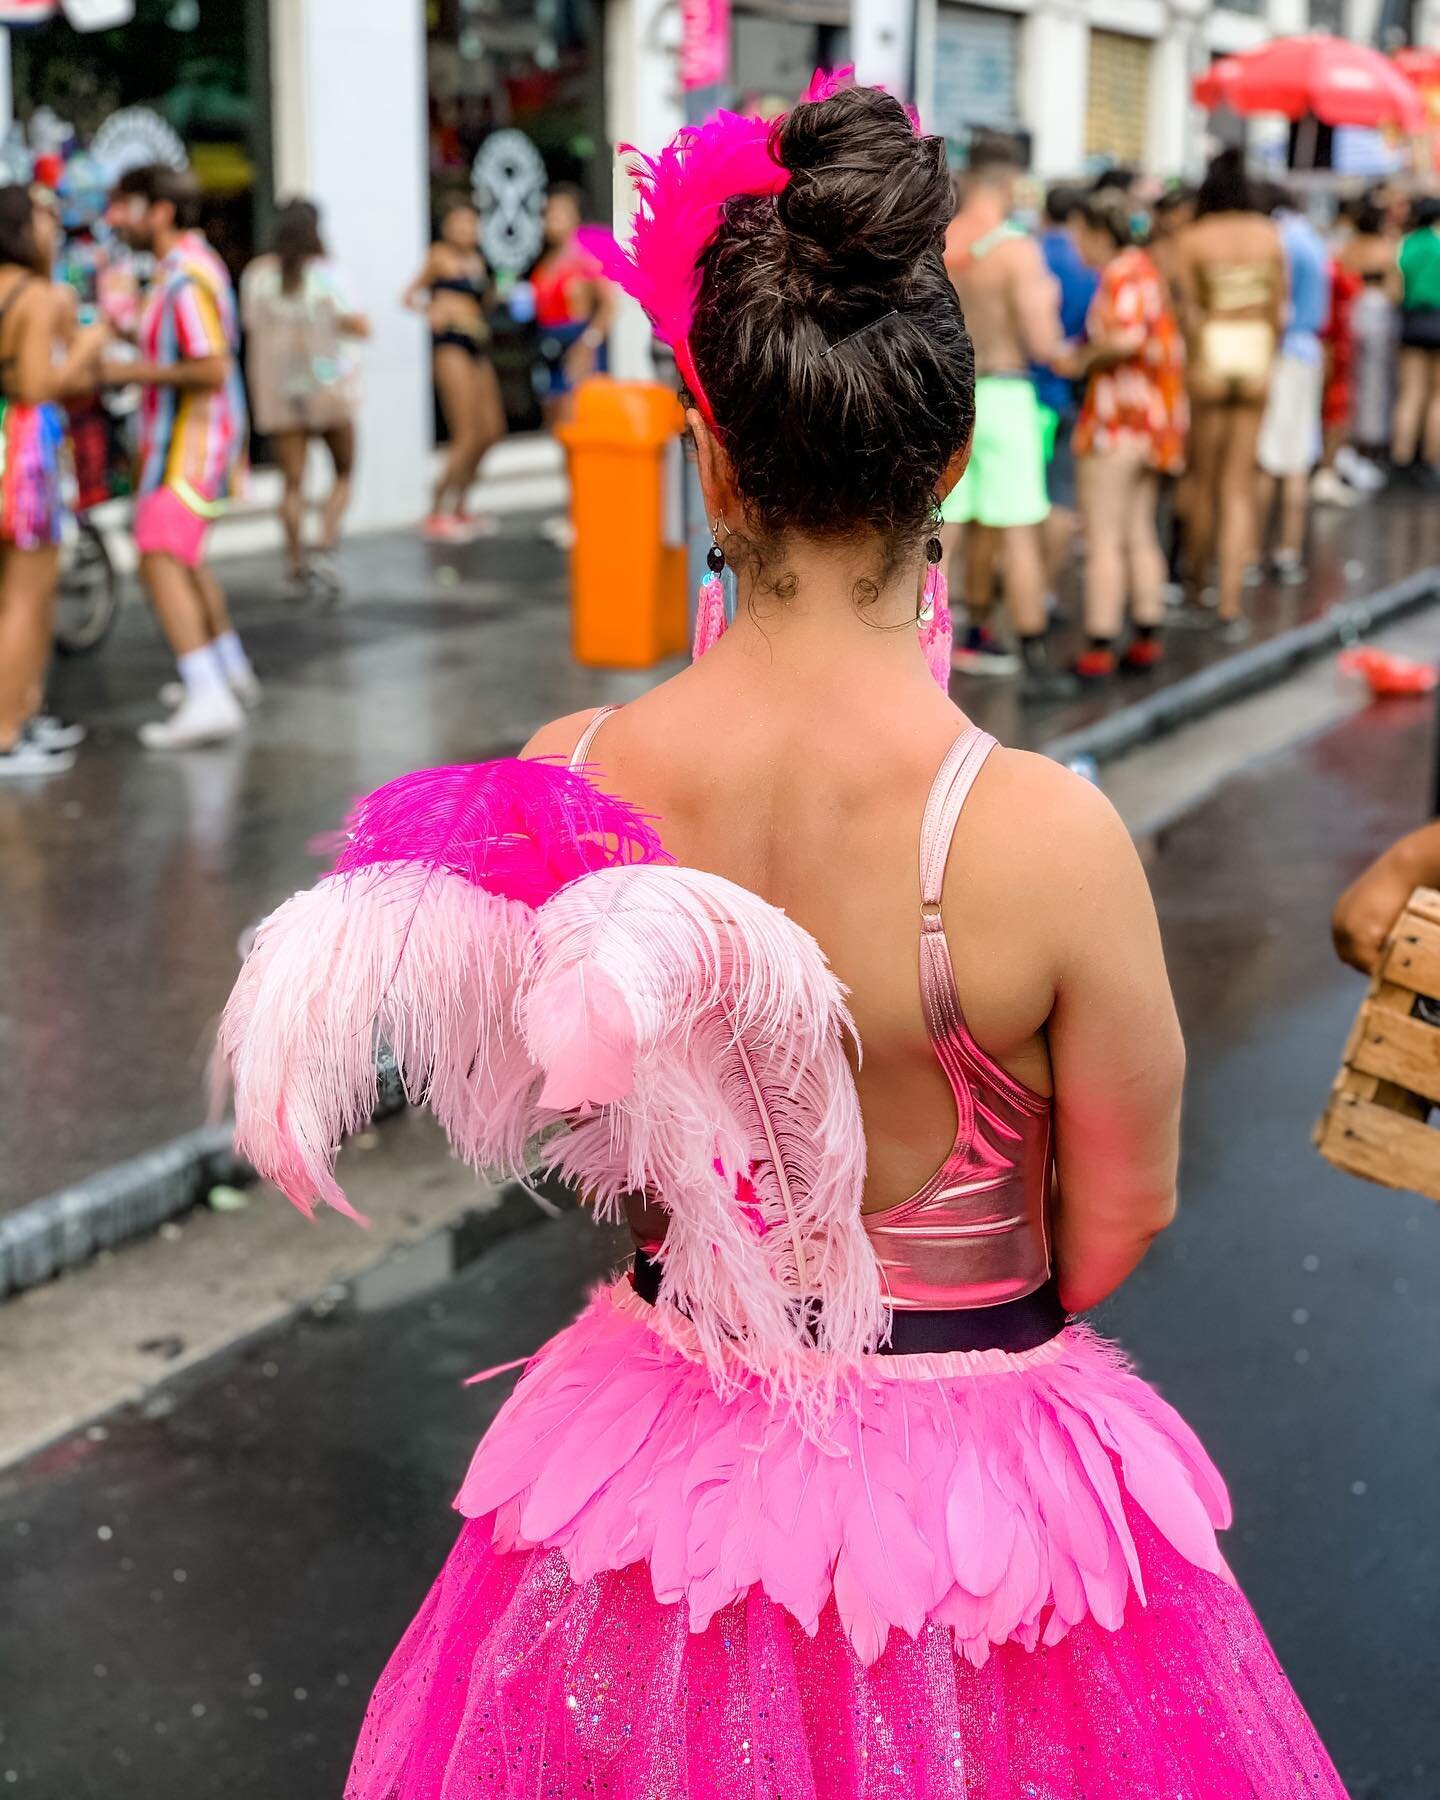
[1070,188,1188,681]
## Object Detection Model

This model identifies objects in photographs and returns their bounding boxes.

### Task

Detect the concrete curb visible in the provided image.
[1041,567,1440,768]
[5,567,1438,1302]
[0,1126,248,1300]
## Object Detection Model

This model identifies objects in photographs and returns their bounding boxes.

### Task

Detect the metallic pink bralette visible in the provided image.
[862,725,1055,1311]
[573,708,1054,1315]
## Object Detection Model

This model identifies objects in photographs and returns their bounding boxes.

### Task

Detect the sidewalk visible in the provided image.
[3,483,1438,1229]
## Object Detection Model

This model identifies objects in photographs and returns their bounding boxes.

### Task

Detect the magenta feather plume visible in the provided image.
[577,111,786,422]
[582,68,925,425]
[329,757,668,910]
[799,63,855,104]
[801,62,922,130]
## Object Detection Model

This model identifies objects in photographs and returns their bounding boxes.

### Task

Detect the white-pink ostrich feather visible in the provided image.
[521,862,884,1420]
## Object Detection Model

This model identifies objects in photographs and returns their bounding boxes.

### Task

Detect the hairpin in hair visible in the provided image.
[820,309,899,358]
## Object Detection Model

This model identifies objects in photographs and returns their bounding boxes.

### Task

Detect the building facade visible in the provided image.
[0,0,1436,537]
[916,0,1440,181]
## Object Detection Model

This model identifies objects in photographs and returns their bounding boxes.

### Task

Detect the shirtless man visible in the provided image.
[943,137,1075,702]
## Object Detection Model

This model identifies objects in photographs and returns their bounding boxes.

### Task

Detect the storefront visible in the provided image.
[425,0,605,430]
[731,1,849,113]
[1085,26,1151,172]
[6,0,271,276]
[426,0,606,228]
[932,3,1022,164]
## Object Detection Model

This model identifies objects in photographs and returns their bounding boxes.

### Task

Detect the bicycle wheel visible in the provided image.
[53,515,121,657]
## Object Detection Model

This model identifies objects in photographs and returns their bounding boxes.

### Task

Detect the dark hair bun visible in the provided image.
[774,86,952,301]
[688,81,974,558]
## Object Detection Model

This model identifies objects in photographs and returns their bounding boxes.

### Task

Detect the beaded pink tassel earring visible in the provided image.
[692,521,729,660]
[918,531,953,689]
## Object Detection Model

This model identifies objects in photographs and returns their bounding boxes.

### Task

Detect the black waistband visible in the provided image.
[629,1250,1067,1354]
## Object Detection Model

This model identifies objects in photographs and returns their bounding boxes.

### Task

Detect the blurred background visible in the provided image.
[0,2,1437,1797]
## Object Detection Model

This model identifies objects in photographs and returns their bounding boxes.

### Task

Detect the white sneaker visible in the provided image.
[309,550,342,601]
[1310,467,1360,508]
[139,684,245,749]
[227,663,264,710]
[159,668,261,711]
[1335,446,1386,492]
[0,734,75,777]
[26,713,86,751]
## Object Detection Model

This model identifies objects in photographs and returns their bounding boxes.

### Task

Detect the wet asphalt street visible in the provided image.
[2,689,1438,1798]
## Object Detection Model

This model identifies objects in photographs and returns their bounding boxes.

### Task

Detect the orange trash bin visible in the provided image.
[557,378,690,669]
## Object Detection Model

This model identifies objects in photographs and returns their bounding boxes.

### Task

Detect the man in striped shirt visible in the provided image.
[101,164,256,748]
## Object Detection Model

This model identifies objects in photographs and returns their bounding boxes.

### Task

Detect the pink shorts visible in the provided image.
[133,485,217,569]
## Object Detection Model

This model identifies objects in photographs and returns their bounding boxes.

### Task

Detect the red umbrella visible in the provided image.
[1194,34,1424,132]
[1392,46,1440,87]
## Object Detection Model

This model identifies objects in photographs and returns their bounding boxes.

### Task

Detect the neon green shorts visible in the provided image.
[941,374,1051,529]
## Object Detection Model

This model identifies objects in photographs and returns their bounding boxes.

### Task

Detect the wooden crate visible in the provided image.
[1315,886,1440,1203]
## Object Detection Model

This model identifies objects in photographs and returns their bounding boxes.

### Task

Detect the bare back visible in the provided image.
[1174,216,1284,334]
[528,622,1182,1282]
[945,211,1056,375]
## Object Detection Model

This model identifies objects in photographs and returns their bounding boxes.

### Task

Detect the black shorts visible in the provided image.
[432,329,488,364]
[1400,308,1440,351]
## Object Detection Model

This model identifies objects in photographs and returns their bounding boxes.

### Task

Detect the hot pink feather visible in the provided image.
[458,1290,1233,1667]
[919,564,954,689]
[329,757,667,908]
[576,111,786,424]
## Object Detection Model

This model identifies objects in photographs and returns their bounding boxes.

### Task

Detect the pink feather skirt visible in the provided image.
[345,1284,1346,1798]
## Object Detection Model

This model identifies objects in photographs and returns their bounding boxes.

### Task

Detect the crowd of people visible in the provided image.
[2,129,1438,771]
[942,139,1440,704]
[0,162,616,778]
[0,164,257,775]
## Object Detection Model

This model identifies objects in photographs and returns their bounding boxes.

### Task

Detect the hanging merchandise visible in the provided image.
[681,0,730,93]
[91,107,187,182]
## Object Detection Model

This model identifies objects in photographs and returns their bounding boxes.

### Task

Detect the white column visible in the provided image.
[1019,4,1088,179]
[269,0,430,531]
[0,30,11,141]
[1146,18,1202,177]
[603,0,683,383]
[853,0,917,96]
[913,0,938,130]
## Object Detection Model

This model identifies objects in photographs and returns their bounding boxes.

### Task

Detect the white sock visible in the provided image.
[177,645,229,700]
[211,630,254,682]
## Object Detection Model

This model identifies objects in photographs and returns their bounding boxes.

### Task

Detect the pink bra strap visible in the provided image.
[920,725,997,914]
[568,704,621,772]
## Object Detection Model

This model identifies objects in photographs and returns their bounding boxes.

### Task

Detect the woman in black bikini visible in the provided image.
[403,202,507,539]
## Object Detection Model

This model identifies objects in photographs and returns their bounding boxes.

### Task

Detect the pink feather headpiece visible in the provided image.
[579,67,860,427]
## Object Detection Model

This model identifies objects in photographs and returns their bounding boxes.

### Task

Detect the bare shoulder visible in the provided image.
[1000,233,1046,278]
[977,746,1128,839]
[966,747,1144,902]
[522,708,602,762]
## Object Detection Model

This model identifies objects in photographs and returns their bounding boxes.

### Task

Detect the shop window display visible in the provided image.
[427,0,603,433]
[10,0,270,276]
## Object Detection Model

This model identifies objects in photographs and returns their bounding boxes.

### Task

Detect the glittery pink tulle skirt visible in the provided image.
[344,1291,1345,1798]
[346,1509,1343,1798]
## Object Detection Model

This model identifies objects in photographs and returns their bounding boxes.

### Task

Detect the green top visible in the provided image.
[1399,227,1440,312]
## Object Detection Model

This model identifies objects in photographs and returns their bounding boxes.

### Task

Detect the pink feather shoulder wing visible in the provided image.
[217,759,667,1219]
